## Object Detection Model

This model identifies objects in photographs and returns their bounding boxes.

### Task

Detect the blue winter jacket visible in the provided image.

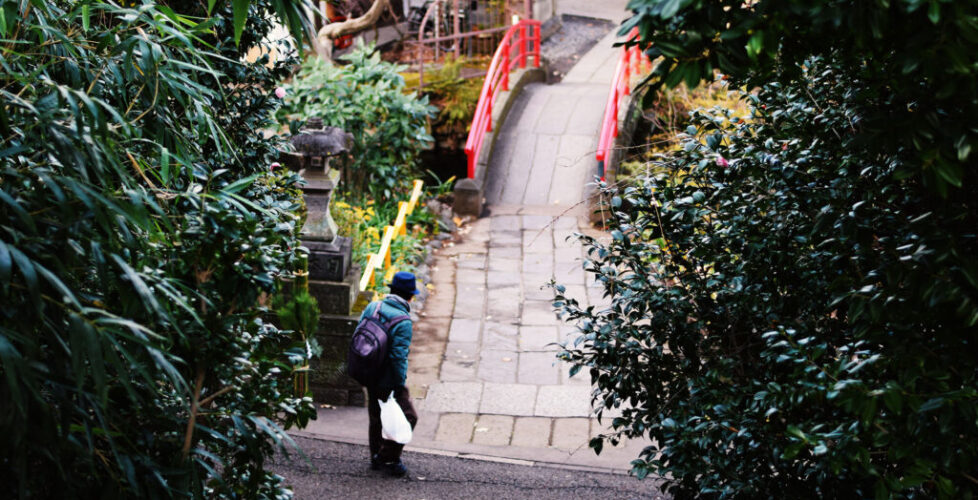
[359,295,413,389]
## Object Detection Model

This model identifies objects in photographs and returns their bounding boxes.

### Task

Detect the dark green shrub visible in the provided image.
[277,43,436,200]
[0,0,316,497]
[556,1,978,498]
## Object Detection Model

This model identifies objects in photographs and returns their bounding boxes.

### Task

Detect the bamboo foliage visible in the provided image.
[1,0,317,496]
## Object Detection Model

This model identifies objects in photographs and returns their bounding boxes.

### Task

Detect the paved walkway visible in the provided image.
[299,1,649,472]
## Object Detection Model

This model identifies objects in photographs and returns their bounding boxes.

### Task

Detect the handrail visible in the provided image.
[358,180,425,294]
[595,30,650,180]
[464,19,541,179]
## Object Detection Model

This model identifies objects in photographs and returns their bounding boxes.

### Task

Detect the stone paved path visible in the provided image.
[402,6,650,468]
[300,1,649,471]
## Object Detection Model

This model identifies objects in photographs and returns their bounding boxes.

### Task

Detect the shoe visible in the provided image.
[383,460,407,477]
[370,454,382,471]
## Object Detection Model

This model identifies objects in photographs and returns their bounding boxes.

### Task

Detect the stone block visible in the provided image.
[488,257,521,274]
[522,229,553,254]
[521,300,559,326]
[472,415,515,446]
[304,236,351,282]
[309,315,360,398]
[308,271,359,316]
[522,215,554,231]
[456,253,487,270]
[519,325,559,351]
[518,352,560,385]
[456,268,486,284]
[425,382,483,413]
[488,246,522,260]
[553,216,579,230]
[477,350,518,383]
[535,385,593,417]
[480,383,536,415]
[551,418,590,451]
[490,230,524,248]
[448,318,482,343]
[487,272,521,289]
[441,342,479,382]
[483,323,519,350]
[522,253,553,276]
[512,417,553,448]
[435,413,476,444]
[524,282,555,301]
[453,177,482,217]
[490,215,522,232]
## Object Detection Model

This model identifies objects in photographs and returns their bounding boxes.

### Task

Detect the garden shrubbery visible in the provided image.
[556,1,978,498]
[278,43,436,200]
[0,0,317,496]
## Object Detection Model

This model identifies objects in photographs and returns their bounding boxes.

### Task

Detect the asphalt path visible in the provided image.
[272,436,667,499]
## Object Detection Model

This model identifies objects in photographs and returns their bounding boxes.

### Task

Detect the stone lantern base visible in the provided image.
[304,236,352,283]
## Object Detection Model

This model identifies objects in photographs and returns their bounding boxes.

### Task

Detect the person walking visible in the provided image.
[361,271,419,477]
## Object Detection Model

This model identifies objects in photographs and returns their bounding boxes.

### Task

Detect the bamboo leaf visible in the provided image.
[232,0,249,45]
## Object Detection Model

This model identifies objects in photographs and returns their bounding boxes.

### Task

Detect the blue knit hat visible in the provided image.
[389,271,419,295]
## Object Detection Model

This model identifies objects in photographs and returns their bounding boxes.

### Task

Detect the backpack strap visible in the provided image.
[384,314,410,331]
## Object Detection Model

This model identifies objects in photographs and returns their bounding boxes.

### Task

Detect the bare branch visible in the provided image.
[317,0,389,43]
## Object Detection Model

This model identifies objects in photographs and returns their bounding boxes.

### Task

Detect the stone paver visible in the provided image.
[477,349,518,383]
[425,382,483,413]
[519,325,559,352]
[518,352,560,385]
[551,418,591,451]
[472,415,515,446]
[534,385,593,417]
[453,285,486,318]
[448,318,482,343]
[479,383,537,416]
[440,342,479,381]
[521,300,559,326]
[435,413,476,443]
[486,287,521,323]
[511,417,553,448]
[456,252,487,270]
[483,323,519,350]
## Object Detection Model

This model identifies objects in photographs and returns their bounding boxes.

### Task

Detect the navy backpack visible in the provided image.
[347,303,410,387]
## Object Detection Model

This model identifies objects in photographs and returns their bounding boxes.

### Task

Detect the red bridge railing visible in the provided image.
[464,19,541,179]
[595,30,649,180]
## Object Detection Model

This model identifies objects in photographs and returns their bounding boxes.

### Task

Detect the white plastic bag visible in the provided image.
[379,391,413,444]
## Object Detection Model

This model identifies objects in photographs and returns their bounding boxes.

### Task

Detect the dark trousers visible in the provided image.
[367,386,418,462]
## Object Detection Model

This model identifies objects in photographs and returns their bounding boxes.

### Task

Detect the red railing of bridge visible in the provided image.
[464,19,541,179]
[595,30,649,180]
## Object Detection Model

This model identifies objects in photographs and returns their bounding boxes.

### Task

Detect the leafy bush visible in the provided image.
[619,81,747,181]
[0,0,316,497]
[278,43,436,199]
[404,56,486,137]
[556,1,978,498]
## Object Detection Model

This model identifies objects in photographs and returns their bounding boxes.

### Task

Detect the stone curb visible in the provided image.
[288,429,629,476]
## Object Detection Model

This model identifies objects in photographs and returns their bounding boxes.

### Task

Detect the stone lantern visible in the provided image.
[288,117,354,283]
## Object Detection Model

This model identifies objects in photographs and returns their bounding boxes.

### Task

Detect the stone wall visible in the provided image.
[307,264,366,406]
